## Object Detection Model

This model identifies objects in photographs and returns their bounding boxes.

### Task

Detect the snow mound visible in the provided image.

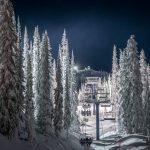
[91,134,149,150]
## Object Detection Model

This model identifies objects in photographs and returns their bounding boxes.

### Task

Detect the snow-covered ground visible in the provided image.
[0,103,149,150]
[91,134,148,150]
[0,132,91,150]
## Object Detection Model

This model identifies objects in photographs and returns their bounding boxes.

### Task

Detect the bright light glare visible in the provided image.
[74,66,79,71]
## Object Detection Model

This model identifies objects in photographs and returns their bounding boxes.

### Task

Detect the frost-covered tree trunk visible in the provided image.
[0,0,19,138]
[111,45,118,114]
[25,50,36,142]
[54,46,63,137]
[37,32,53,135]
[32,27,41,119]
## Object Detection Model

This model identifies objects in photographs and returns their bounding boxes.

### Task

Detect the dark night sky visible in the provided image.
[12,0,150,72]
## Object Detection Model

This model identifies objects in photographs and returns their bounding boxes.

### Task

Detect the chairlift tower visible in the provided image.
[84,87,110,140]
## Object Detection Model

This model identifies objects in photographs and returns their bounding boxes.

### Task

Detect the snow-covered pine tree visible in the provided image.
[70,51,80,133]
[54,45,63,137]
[0,0,19,138]
[51,59,57,122]
[47,36,54,124]
[111,45,118,114]
[23,27,29,91]
[17,17,21,50]
[147,64,150,88]
[16,16,26,140]
[52,59,57,94]
[125,35,143,134]
[32,27,41,119]
[70,51,74,118]
[12,9,16,31]
[25,49,36,142]
[63,49,71,137]
[140,49,148,106]
[117,50,128,133]
[107,74,112,100]
[143,68,150,136]
[37,32,52,135]
[30,41,33,68]
[60,30,70,111]
[139,50,150,136]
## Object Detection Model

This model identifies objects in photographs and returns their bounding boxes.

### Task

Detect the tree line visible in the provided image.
[111,35,150,136]
[0,0,80,141]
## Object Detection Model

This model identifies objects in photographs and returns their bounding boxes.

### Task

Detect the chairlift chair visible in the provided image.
[101,104,111,107]
[104,112,116,121]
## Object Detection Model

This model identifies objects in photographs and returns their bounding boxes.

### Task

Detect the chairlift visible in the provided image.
[81,110,86,116]
[104,112,116,121]
[101,104,111,107]
[82,104,91,109]
[99,99,110,103]
[92,95,96,99]
[80,121,86,126]
[88,110,92,116]
[83,118,88,122]
[104,117,115,121]
[79,134,93,147]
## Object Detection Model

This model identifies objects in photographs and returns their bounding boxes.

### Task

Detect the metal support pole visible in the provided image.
[93,103,96,115]
[96,103,100,140]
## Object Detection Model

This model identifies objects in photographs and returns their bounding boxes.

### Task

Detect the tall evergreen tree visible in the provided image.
[0,0,19,138]
[30,41,33,67]
[124,35,143,133]
[63,53,71,137]
[139,50,150,136]
[60,30,70,111]
[47,35,54,123]
[16,16,26,139]
[25,50,36,142]
[51,59,57,123]
[52,59,57,93]
[32,27,41,119]
[37,32,52,135]
[70,51,74,116]
[140,49,148,106]
[23,27,29,90]
[117,50,128,133]
[111,45,118,113]
[143,66,150,136]
[70,51,80,133]
[147,64,150,88]
[54,46,63,137]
